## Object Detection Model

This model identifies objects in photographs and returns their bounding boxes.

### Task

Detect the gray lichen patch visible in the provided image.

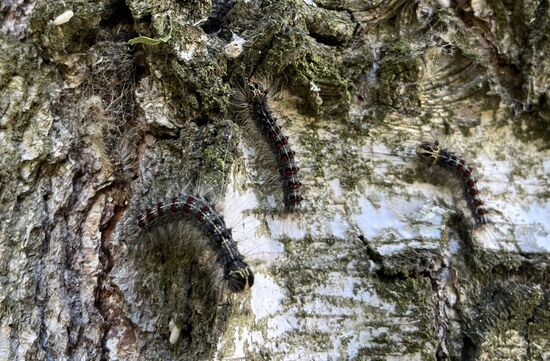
[0,37,62,199]
[138,12,230,120]
[369,276,438,348]
[115,117,235,194]
[134,117,241,197]
[0,0,35,39]
[424,2,550,142]
[229,0,360,117]
[127,0,209,23]
[135,75,182,132]
[0,31,112,360]
[364,241,446,279]
[527,295,550,360]
[182,117,241,190]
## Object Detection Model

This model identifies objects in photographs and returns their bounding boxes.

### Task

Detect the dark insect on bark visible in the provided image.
[244,82,304,212]
[135,193,254,292]
[416,141,488,225]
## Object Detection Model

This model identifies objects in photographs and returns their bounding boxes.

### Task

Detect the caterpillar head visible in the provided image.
[416,141,440,165]
[224,259,254,292]
[249,82,268,100]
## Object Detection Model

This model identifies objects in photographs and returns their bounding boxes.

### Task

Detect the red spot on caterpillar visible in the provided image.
[469,188,479,196]
[183,196,195,214]
[467,179,476,187]
[284,166,299,176]
[275,137,288,150]
[171,197,178,212]
[145,208,154,222]
[182,204,190,214]
[157,202,164,216]
[473,199,484,206]
[457,164,464,172]
[137,218,145,227]
[280,151,295,162]
[196,205,211,222]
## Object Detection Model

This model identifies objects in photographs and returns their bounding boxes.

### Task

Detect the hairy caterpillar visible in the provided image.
[416,140,488,225]
[234,81,304,212]
[129,192,254,292]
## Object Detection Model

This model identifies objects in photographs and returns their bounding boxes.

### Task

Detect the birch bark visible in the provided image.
[0,0,549,360]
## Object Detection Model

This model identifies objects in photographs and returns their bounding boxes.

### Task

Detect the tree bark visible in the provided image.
[1,0,549,360]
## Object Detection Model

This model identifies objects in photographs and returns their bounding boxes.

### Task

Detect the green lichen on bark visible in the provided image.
[378,39,420,112]
[29,0,105,58]
[229,0,358,116]
[461,282,548,360]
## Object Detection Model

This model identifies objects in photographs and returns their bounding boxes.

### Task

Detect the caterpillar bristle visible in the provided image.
[231,79,304,212]
[66,35,143,184]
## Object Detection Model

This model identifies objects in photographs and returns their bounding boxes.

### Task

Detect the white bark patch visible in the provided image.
[52,10,74,26]
[250,274,284,321]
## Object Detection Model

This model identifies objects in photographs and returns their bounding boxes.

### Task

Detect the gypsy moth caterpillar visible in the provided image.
[120,191,254,293]
[232,80,304,212]
[416,140,488,225]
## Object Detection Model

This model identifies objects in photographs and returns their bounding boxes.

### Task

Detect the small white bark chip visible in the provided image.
[168,319,181,344]
[53,10,74,26]
[224,33,246,58]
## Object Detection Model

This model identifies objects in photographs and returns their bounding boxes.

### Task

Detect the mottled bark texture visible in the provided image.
[1,0,549,360]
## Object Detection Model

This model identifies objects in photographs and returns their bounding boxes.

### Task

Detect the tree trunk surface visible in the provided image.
[1,0,549,360]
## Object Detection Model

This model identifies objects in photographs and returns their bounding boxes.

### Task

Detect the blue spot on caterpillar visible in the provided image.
[135,193,254,292]
[235,81,304,212]
[416,140,488,225]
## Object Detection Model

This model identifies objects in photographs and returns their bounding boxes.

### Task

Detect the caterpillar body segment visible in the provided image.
[416,141,488,225]
[135,193,254,292]
[241,81,304,212]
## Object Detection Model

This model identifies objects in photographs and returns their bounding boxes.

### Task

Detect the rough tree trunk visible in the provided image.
[1,0,549,360]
